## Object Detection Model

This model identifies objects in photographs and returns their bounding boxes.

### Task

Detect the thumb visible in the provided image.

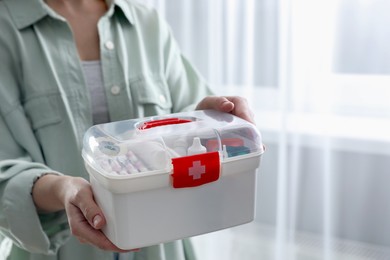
[85,200,106,229]
[196,96,234,112]
[91,214,104,229]
[75,185,106,229]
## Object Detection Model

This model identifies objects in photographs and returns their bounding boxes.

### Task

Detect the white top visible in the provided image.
[82,60,110,124]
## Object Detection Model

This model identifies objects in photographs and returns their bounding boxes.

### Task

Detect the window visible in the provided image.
[146,0,390,144]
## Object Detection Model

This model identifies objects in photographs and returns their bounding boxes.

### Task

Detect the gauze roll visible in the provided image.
[129,141,171,171]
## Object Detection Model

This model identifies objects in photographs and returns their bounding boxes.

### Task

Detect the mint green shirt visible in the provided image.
[0,0,213,259]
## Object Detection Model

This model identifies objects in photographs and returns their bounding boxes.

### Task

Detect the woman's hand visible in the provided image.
[32,175,129,252]
[195,96,255,124]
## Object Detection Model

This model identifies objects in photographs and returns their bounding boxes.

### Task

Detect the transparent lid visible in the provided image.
[82,110,263,177]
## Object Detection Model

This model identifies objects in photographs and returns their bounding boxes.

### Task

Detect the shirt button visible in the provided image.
[105,41,115,50]
[159,94,166,103]
[110,85,121,95]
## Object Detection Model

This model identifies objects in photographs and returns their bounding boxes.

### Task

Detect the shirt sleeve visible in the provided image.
[0,17,70,253]
[0,112,70,255]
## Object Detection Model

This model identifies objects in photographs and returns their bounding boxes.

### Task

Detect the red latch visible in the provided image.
[139,118,192,130]
[171,151,220,188]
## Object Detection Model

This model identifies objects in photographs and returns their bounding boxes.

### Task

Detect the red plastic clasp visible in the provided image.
[171,151,220,188]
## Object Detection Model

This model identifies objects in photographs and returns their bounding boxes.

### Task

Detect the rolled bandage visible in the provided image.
[130,141,169,171]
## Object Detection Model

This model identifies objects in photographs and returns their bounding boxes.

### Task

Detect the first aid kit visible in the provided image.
[82,110,264,249]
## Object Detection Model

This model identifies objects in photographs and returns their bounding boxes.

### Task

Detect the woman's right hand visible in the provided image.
[32,174,129,252]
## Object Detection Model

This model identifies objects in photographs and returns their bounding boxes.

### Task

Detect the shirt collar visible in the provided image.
[3,0,135,30]
[111,0,136,25]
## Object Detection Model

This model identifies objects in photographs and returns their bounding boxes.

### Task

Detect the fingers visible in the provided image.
[65,177,106,229]
[77,192,105,230]
[63,177,130,252]
[67,203,128,252]
[196,96,255,124]
[225,96,255,124]
[196,96,234,112]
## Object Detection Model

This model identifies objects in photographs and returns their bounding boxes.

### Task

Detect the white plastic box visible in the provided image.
[82,110,264,249]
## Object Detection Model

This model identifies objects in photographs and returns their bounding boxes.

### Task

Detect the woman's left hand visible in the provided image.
[196,96,255,124]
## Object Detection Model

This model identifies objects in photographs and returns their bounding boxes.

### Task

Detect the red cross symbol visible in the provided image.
[171,151,220,188]
[188,161,205,180]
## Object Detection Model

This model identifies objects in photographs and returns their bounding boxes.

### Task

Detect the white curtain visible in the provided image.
[145,0,390,259]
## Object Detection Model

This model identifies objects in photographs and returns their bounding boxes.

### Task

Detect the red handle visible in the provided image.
[138,118,192,130]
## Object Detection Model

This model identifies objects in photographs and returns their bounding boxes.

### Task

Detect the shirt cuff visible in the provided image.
[2,169,69,254]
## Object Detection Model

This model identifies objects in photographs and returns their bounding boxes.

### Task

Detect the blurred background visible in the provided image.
[145,0,390,259]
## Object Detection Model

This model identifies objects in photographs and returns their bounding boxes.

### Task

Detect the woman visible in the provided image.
[0,0,254,259]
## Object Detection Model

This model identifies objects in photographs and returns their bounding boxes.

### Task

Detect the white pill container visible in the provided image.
[82,110,264,249]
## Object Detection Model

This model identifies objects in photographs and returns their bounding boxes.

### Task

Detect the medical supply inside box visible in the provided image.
[82,110,264,249]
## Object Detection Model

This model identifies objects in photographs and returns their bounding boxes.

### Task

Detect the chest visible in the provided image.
[44,0,108,60]
[17,11,173,127]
